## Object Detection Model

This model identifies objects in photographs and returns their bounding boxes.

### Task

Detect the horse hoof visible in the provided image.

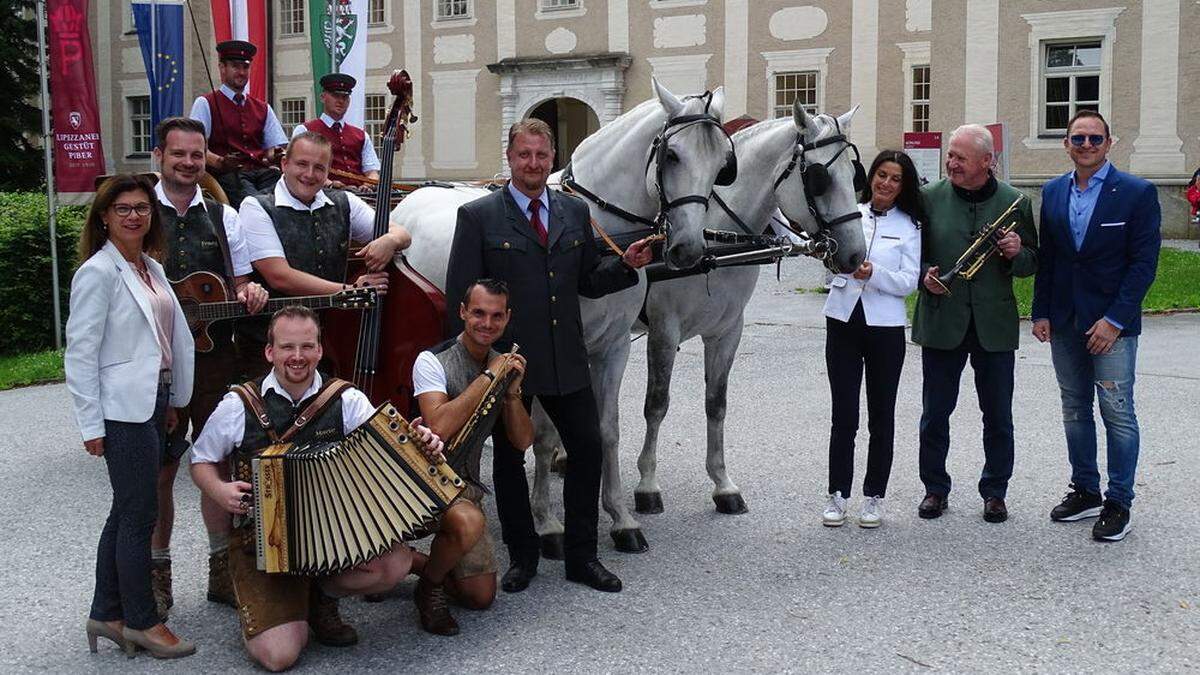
[634,492,664,514]
[611,529,649,554]
[540,533,565,560]
[713,493,748,514]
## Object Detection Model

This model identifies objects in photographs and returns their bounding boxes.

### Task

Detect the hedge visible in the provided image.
[0,192,86,355]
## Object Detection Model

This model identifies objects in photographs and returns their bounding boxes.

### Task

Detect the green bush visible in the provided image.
[0,192,86,355]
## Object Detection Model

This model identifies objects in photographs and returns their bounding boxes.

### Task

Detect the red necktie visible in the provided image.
[528,199,547,247]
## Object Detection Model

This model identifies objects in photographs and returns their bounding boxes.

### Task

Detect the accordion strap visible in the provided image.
[230,377,354,445]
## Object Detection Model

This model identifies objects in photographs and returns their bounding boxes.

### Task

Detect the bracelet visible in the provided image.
[482,369,496,382]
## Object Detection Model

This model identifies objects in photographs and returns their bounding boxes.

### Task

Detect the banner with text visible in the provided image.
[48,0,106,193]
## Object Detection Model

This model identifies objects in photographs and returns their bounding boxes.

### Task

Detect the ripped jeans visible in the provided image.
[1050,327,1140,508]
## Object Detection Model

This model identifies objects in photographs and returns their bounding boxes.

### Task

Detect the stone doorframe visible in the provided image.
[487,53,633,173]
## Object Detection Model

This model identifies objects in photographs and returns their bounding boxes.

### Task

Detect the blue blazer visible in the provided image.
[1032,166,1160,336]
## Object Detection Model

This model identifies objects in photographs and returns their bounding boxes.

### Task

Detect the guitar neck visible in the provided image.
[188,293,347,322]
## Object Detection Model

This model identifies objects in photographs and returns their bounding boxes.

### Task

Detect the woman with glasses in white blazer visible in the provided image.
[66,174,196,659]
[821,151,925,529]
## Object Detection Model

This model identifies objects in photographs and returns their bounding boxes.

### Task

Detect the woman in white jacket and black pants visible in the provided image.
[821,151,925,528]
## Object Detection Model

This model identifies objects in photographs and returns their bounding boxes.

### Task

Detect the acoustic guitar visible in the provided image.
[172,270,377,353]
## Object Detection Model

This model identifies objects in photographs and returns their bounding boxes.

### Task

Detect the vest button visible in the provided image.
[552,319,558,327]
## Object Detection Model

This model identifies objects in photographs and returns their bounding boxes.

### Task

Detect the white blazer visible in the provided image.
[823,204,921,327]
[65,240,194,441]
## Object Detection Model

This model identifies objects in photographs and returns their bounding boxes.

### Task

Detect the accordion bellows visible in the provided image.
[252,403,465,575]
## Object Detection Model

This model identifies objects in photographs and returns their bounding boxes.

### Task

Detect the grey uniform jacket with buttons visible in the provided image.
[444,184,638,396]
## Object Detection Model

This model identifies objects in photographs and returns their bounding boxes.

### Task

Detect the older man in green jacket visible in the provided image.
[912,124,1038,524]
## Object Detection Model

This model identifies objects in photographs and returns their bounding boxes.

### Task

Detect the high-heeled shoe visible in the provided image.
[121,624,196,659]
[86,618,129,653]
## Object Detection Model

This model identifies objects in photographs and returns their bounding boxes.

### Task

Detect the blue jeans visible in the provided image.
[1050,327,1140,509]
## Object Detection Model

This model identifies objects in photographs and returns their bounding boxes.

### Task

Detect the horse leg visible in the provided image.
[636,323,682,514]
[704,320,749,515]
[529,400,565,560]
[591,330,648,554]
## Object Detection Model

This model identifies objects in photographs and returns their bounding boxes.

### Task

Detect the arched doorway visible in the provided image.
[528,97,600,171]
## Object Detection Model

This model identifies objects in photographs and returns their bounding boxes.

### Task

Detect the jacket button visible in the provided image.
[503,242,511,249]
[551,295,557,303]
[552,319,558,327]
[549,271,555,278]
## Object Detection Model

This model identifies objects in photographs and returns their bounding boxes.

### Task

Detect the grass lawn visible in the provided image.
[904,246,1200,318]
[0,349,64,391]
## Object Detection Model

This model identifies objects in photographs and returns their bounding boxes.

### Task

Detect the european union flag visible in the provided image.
[133,2,185,133]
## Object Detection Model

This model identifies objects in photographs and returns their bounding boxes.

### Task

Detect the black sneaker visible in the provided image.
[1092,501,1131,542]
[1050,485,1103,522]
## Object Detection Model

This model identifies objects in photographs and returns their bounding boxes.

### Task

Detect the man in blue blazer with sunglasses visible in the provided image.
[1032,110,1160,543]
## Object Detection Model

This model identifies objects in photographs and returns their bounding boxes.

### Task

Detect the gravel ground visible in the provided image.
[1,258,1196,673]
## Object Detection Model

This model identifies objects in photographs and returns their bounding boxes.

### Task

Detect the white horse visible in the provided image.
[393,80,735,554]
[530,103,868,551]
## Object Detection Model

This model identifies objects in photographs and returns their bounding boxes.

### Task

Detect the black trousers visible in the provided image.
[90,383,169,630]
[214,167,280,208]
[825,302,907,498]
[918,321,1015,500]
[491,386,603,565]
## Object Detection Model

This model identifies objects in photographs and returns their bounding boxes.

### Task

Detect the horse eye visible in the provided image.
[664,148,680,163]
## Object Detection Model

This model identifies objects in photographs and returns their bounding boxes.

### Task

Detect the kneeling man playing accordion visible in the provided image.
[190,305,483,671]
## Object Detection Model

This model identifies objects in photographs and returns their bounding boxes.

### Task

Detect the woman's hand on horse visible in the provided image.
[852,261,873,280]
[84,437,105,457]
[622,237,656,269]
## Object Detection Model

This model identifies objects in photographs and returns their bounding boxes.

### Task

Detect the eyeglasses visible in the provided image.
[1068,134,1106,148]
[111,203,153,218]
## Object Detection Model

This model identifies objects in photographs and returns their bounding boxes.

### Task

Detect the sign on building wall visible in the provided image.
[48,0,106,194]
[904,131,942,185]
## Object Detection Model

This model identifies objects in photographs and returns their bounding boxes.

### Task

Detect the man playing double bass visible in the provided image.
[292,73,381,189]
[150,116,268,618]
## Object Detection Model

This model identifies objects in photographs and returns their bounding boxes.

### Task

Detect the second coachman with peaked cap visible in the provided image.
[320,73,357,94]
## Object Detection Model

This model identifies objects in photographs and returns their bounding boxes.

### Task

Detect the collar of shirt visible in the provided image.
[320,113,344,128]
[1071,159,1112,195]
[506,181,550,222]
[274,178,333,212]
[154,181,206,215]
[261,370,323,405]
[219,84,247,102]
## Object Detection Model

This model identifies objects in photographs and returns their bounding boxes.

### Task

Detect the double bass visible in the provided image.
[323,70,447,415]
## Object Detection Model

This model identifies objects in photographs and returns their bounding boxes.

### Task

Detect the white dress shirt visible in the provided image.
[506,181,551,234]
[190,370,375,464]
[154,182,253,276]
[239,179,378,262]
[292,113,382,173]
[823,203,921,327]
[188,84,289,149]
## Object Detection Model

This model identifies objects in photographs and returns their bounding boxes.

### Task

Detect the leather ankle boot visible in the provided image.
[309,586,358,647]
[415,579,460,636]
[206,550,236,607]
[150,559,173,620]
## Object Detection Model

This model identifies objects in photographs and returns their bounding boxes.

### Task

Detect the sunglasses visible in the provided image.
[1068,134,1106,147]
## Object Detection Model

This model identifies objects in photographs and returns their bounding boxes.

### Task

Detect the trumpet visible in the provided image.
[930,195,1026,296]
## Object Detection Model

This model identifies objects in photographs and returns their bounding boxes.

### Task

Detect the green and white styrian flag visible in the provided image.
[308,0,367,126]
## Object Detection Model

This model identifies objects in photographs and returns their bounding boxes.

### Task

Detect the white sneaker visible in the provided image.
[859,496,883,528]
[822,492,847,527]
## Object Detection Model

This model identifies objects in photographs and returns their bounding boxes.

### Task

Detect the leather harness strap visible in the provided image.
[230,377,354,445]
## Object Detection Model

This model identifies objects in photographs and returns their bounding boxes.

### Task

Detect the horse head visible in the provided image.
[772,101,867,274]
[646,80,737,270]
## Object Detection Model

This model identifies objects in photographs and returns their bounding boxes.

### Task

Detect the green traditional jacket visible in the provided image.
[911,176,1038,352]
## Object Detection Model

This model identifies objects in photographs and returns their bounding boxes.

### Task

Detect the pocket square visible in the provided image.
[1099,221,1125,227]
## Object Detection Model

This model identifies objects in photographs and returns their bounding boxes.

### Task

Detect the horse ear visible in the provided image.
[708,86,726,121]
[652,77,684,119]
[793,99,819,135]
[837,105,861,132]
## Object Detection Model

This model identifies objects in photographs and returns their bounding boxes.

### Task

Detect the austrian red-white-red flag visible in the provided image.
[209,0,268,100]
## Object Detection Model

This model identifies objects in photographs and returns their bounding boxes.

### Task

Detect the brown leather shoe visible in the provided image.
[206,551,237,607]
[983,497,1008,523]
[150,559,173,620]
[917,494,948,519]
[309,586,358,647]
[415,579,460,636]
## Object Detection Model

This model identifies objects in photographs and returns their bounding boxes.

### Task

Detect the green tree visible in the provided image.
[0,0,43,191]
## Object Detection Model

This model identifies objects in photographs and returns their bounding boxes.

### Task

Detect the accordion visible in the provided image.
[252,403,465,575]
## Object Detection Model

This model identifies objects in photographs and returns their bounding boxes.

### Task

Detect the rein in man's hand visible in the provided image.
[622,237,656,269]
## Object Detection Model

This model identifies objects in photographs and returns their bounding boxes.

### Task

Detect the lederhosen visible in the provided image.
[162,198,238,460]
[225,375,350,639]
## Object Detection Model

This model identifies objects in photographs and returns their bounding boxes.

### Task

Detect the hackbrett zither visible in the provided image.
[252,404,464,575]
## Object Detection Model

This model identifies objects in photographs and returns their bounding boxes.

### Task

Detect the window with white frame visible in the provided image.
[911,65,930,132]
[364,94,386,142]
[773,71,818,119]
[279,0,305,36]
[1040,41,1100,135]
[368,0,386,25]
[279,97,307,135]
[541,0,579,10]
[435,0,470,20]
[128,96,151,155]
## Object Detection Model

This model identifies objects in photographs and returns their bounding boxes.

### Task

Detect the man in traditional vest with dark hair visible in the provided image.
[149,116,268,620]
[190,305,448,669]
[189,40,289,207]
[292,73,380,188]
[408,278,534,634]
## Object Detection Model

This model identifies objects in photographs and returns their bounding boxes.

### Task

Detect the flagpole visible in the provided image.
[35,0,63,351]
[328,0,337,72]
[150,0,159,171]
